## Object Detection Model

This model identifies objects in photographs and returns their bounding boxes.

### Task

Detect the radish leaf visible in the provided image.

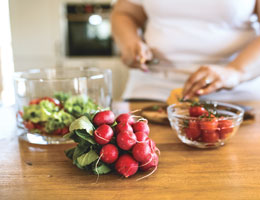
[77,149,99,167]
[75,130,96,144]
[69,116,94,135]
[64,147,75,160]
[92,161,111,175]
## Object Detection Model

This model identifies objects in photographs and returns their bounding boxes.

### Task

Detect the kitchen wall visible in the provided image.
[9,0,128,100]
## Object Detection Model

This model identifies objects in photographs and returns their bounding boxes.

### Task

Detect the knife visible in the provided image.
[144,58,193,75]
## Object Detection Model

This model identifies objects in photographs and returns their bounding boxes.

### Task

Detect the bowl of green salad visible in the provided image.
[14,67,112,144]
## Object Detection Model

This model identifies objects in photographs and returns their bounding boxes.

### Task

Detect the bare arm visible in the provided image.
[227,37,260,81]
[111,0,152,70]
[183,2,260,99]
[227,1,260,80]
[111,0,146,46]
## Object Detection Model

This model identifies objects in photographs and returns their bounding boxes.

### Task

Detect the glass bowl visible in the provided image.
[167,101,244,148]
[14,67,112,145]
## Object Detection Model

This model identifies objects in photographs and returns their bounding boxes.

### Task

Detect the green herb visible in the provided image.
[152,105,160,111]
[178,98,201,107]
[183,119,190,128]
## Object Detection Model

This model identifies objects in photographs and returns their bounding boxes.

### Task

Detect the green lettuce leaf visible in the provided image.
[56,110,75,126]
[64,95,99,118]
[54,92,71,104]
[23,105,43,123]
[23,100,59,123]
[39,100,59,113]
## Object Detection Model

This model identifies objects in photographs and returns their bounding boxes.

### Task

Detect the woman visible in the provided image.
[111,0,260,100]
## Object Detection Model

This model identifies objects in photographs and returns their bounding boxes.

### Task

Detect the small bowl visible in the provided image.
[167,101,244,148]
[14,67,112,145]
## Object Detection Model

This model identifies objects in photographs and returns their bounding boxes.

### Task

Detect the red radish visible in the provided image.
[132,143,152,163]
[148,139,160,155]
[148,139,155,151]
[116,113,135,125]
[100,144,119,164]
[115,154,139,178]
[116,131,137,150]
[115,122,133,134]
[132,121,150,135]
[93,110,115,126]
[94,124,114,145]
[135,131,149,143]
[140,153,158,171]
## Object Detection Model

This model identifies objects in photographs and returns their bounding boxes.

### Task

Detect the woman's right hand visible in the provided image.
[121,40,153,71]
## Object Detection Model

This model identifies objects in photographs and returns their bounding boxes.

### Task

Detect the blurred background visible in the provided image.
[0,0,128,106]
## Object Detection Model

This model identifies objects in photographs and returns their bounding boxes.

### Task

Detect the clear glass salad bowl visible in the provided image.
[14,67,112,145]
[167,101,244,149]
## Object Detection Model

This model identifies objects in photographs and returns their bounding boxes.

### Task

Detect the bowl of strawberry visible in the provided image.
[167,101,244,148]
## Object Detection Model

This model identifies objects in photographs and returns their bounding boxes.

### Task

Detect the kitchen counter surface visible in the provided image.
[1,101,260,200]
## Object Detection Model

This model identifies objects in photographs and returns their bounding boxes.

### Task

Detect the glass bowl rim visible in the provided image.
[13,67,112,81]
[167,101,244,121]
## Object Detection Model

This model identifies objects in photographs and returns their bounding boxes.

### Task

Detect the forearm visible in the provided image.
[111,12,141,49]
[228,36,260,82]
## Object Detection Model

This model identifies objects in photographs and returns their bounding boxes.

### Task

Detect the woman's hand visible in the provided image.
[183,65,243,99]
[121,40,153,71]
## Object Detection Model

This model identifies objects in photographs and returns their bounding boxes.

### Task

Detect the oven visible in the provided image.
[66,3,116,56]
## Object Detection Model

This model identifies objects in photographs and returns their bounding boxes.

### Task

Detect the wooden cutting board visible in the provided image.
[140,104,255,126]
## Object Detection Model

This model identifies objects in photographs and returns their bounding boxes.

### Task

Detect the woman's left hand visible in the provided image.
[183,65,243,99]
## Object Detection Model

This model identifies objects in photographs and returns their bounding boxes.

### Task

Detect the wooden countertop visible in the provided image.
[1,101,260,200]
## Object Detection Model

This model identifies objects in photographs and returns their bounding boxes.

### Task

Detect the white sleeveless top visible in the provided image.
[128,0,258,63]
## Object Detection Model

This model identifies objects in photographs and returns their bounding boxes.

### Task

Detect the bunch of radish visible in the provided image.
[65,110,160,179]
[93,110,160,178]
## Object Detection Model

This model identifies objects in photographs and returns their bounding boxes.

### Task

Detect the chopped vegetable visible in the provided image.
[20,92,99,135]
[64,95,98,118]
